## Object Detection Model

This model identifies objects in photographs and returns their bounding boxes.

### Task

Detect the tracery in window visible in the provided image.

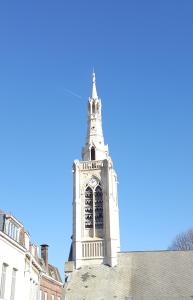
[95,185,103,229]
[85,187,93,229]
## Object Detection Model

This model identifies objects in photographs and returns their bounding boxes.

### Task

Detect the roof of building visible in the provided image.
[64,250,193,300]
[48,263,62,283]
[39,258,63,283]
[0,208,62,284]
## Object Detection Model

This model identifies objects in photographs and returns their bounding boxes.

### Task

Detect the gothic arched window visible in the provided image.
[91,147,95,161]
[92,102,95,114]
[95,185,103,229]
[85,187,93,229]
[97,102,99,114]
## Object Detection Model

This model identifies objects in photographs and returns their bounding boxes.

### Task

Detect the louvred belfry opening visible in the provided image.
[85,187,93,229]
[95,185,103,230]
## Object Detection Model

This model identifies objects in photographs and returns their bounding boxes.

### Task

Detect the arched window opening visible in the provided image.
[92,102,95,114]
[97,102,99,113]
[95,186,103,229]
[91,147,95,161]
[85,187,93,229]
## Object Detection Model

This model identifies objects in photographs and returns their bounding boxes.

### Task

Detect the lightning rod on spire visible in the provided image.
[92,71,98,99]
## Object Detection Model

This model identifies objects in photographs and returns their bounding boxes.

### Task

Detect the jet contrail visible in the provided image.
[63,87,83,100]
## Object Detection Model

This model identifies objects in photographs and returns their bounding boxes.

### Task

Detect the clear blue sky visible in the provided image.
[0,0,193,278]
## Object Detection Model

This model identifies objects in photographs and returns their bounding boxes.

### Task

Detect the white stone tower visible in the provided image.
[72,72,120,269]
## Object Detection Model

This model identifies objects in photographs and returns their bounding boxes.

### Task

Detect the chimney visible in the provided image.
[41,244,49,271]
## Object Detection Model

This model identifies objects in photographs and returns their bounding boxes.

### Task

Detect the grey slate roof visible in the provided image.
[64,250,193,300]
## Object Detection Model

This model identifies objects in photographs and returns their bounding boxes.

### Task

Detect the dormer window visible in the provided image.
[5,219,19,242]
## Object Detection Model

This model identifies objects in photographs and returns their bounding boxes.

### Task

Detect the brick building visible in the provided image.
[40,244,63,300]
[0,210,41,300]
[0,210,63,300]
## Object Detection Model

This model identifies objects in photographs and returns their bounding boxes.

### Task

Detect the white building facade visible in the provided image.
[72,73,120,269]
[0,211,41,300]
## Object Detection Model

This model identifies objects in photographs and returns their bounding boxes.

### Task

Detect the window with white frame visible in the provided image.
[0,263,8,298]
[51,295,55,300]
[44,292,48,300]
[29,279,32,300]
[35,284,39,300]
[10,268,17,300]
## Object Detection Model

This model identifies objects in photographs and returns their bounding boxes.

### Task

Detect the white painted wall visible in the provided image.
[0,232,41,300]
[24,254,40,300]
[0,232,26,300]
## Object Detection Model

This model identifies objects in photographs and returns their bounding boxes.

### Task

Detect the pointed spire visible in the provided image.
[92,71,98,99]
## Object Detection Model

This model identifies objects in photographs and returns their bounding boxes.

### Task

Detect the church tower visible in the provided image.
[72,72,120,269]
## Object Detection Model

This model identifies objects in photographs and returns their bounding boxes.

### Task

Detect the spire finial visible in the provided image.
[92,71,98,99]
